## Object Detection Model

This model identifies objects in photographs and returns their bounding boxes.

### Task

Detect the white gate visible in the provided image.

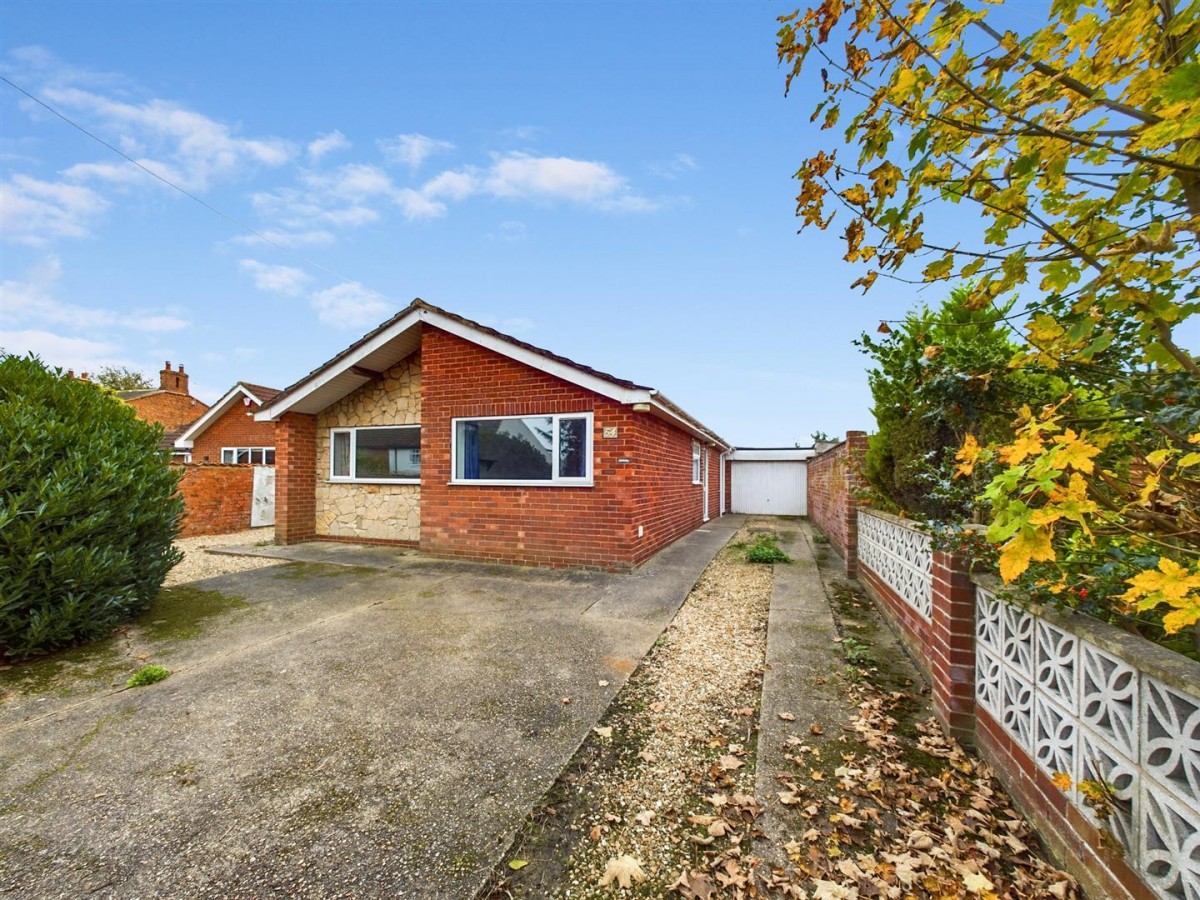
[729,449,810,515]
[251,466,275,527]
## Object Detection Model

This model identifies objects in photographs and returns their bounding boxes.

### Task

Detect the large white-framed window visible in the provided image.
[451,413,593,486]
[221,447,276,465]
[329,425,421,483]
[692,442,702,484]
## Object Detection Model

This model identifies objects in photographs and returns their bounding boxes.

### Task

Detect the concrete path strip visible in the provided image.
[754,521,854,866]
[0,517,742,899]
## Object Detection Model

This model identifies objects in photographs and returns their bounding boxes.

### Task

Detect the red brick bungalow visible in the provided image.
[256,300,730,570]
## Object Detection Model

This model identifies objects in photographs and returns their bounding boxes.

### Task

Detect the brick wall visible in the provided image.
[175,464,254,537]
[275,412,316,544]
[191,399,277,463]
[418,326,715,570]
[805,431,868,576]
[127,392,208,431]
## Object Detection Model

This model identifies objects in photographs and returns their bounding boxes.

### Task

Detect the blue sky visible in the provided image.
[0,1,1105,445]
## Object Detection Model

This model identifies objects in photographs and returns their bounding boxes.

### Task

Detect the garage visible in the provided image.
[728,448,812,516]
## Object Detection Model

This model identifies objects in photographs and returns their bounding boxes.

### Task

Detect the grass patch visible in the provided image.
[126,664,170,688]
[745,532,791,565]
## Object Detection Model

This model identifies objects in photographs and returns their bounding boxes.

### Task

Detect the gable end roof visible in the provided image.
[175,381,282,449]
[257,299,729,448]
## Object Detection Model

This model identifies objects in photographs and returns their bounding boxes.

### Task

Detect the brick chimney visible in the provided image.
[159,361,190,395]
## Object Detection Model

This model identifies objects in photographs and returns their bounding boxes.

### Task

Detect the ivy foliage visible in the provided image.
[0,355,183,660]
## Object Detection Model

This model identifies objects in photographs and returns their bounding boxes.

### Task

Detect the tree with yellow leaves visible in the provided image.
[779,0,1199,648]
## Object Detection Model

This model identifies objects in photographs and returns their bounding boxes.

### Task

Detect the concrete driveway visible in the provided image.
[0,517,741,899]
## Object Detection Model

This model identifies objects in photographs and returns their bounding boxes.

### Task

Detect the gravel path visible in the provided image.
[163,527,281,586]
[491,519,775,896]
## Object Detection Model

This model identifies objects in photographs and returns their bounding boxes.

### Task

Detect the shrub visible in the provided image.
[0,355,183,661]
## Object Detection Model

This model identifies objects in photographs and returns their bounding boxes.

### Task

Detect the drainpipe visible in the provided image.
[719,450,729,516]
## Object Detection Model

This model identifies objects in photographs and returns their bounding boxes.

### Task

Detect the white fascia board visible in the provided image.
[176,384,255,448]
[728,448,814,461]
[255,309,425,421]
[647,394,730,449]
[418,308,650,406]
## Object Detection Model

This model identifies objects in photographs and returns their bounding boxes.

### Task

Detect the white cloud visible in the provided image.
[310,282,392,329]
[229,228,336,248]
[44,86,293,192]
[239,259,312,296]
[0,329,122,371]
[409,153,657,214]
[379,133,455,171]
[649,153,700,179]
[308,130,351,162]
[0,174,109,244]
[0,256,190,337]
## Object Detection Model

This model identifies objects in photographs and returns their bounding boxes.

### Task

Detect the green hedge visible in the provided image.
[0,355,183,660]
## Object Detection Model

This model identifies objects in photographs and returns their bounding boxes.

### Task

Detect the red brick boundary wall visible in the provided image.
[174,464,254,537]
[805,431,867,576]
[276,412,316,545]
[840,507,1200,900]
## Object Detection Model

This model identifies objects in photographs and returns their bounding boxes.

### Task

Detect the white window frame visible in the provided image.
[450,412,594,487]
[692,442,702,484]
[221,446,276,465]
[328,424,421,484]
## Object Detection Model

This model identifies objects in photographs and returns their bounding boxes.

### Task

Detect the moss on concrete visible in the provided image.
[136,584,250,643]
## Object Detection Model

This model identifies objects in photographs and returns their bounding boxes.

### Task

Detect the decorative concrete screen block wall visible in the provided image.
[976,588,1200,900]
[314,357,421,543]
[856,510,933,621]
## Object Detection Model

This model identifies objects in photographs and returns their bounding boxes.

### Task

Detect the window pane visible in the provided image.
[250,449,264,464]
[236,449,251,464]
[264,449,276,465]
[457,417,553,480]
[221,449,234,464]
[332,432,351,477]
[558,417,588,478]
[356,427,420,479]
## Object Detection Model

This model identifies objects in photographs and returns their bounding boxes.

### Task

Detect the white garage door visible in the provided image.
[730,460,807,515]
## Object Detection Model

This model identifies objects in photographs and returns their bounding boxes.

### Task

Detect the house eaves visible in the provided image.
[256,299,729,449]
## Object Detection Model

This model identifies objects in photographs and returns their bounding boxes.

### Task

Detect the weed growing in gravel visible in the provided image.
[811,530,831,545]
[126,664,170,687]
[745,533,791,565]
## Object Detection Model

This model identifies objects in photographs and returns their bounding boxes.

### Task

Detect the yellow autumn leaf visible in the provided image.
[998,526,1056,582]
[1145,448,1172,467]
[1178,452,1200,468]
[1162,603,1200,635]
[1124,557,1200,603]
[1050,772,1073,792]
[954,433,981,477]
[999,433,1044,466]
[1138,473,1160,504]
[1051,430,1100,474]
[840,184,870,207]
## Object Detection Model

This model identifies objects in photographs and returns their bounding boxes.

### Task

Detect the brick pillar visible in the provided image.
[842,431,869,578]
[275,412,317,545]
[930,548,977,745]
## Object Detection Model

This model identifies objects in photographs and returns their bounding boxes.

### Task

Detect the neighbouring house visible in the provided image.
[174,381,282,465]
[256,300,730,570]
[169,381,283,535]
[118,362,209,460]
